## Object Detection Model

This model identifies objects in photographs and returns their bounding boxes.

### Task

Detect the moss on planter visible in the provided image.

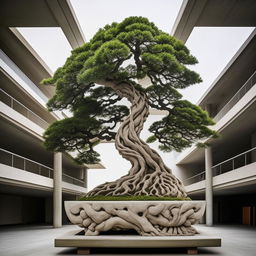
[79,195,191,201]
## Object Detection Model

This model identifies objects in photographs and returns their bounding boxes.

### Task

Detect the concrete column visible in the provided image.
[251,131,256,162]
[205,146,213,226]
[84,168,88,189]
[53,152,62,228]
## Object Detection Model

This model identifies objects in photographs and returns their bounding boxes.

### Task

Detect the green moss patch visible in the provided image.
[79,195,191,201]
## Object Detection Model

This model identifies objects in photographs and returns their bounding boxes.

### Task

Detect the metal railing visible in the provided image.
[184,147,256,185]
[214,71,256,122]
[0,148,53,178]
[0,148,86,188]
[183,171,205,186]
[212,147,256,176]
[0,88,49,129]
[62,173,86,187]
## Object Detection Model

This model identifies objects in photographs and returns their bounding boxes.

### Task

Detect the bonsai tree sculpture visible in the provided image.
[43,17,216,199]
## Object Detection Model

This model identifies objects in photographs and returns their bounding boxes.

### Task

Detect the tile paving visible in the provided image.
[0,224,255,255]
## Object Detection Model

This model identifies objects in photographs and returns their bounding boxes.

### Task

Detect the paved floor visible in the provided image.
[0,224,255,256]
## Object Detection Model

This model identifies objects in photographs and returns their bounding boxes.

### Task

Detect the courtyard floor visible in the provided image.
[0,224,255,256]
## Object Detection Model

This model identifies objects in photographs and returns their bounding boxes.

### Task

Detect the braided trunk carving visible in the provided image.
[87,82,187,198]
[65,201,206,236]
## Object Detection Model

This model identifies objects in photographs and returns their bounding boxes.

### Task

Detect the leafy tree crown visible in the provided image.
[42,16,217,164]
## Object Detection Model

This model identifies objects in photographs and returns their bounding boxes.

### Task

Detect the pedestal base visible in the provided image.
[55,229,221,255]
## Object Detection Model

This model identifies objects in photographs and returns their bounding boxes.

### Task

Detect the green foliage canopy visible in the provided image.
[42,16,217,164]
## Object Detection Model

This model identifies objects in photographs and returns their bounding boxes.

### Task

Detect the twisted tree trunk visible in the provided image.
[87,82,187,197]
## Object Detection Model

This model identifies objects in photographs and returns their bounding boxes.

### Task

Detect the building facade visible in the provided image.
[171,0,256,226]
[0,0,104,227]
[1,0,255,228]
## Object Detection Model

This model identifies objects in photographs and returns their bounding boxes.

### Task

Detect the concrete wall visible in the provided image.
[0,164,87,194]
[0,194,45,225]
[185,162,256,194]
[175,83,256,165]
[44,197,53,224]
[0,102,44,137]
[44,195,76,225]
[214,193,256,224]
[0,194,22,225]
[0,193,78,226]
[0,164,54,188]
[168,152,202,181]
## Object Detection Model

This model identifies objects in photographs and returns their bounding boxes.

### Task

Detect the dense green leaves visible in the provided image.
[42,16,216,164]
[148,100,218,152]
[44,100,129,164]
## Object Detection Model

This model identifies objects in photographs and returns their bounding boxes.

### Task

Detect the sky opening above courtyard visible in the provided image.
[15,0,255,190]
[17,0,254,104]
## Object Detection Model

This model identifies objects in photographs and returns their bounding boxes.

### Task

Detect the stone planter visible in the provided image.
[65,201,205,236]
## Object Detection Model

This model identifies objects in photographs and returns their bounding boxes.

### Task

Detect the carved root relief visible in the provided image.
[66,201,205,236]
[87,82,187,198]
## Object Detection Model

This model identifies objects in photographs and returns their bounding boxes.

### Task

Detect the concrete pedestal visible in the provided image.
[55,228,221,255]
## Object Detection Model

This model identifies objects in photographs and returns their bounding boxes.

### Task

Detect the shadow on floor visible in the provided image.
[57,247,222,255]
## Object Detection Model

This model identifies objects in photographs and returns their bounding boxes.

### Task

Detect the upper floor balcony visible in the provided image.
[0,148,87,195]
[183,147,256,195]
[0,48,63,123]
[0,87,105,171]
[213,71,256,122]
[176,70,256,165]
[0,88,49,129]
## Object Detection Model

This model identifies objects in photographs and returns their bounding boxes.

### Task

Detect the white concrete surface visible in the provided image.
[0,224,255,255]
[175,83,256,165]
[185,162,256,194]
[55,228,221,248]
[205,147,213,226]
[54,152,62,228]
[0,102,44,138]
[0,163,53,188]
[0,49,48,106]
[0,164,87,194]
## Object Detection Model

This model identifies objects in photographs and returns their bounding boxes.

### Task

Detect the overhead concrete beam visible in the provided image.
[171,0,208,42]
[46,0,85,48]
[0,28,54,98]
[1,0,85,49]
[197,29,256,108]
[172,0,256,43]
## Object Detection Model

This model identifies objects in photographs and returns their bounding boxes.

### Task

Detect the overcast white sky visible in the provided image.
[16,0,254,190]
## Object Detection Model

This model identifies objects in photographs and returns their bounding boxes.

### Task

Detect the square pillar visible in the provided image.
[205,147,213,226]
[53,152,62,228]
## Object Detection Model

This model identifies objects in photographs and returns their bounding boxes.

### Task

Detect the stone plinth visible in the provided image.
[55,229,221,255]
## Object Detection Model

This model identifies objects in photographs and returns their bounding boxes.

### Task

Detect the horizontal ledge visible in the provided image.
[55,230,221,248]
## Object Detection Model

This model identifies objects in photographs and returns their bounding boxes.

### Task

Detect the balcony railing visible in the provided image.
[212,147,256,176]
[184,147,256,186]
[214,71,256,122]
[183,171,205,186]
[62,173,86,187]
[0,148,86,188]
[0,88,49,129]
